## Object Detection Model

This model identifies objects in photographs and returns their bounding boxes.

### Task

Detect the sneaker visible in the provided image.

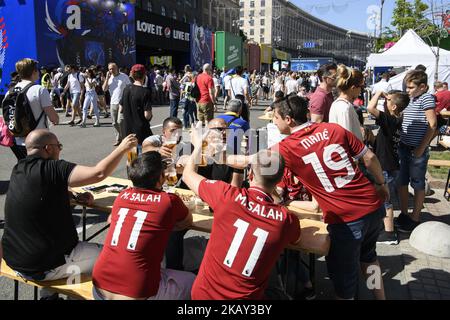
[87,115,92,119]
[104,112,110,118]
[78,123,86,128]
[67,121,75,126]
[93,123,101,127]
[394,212,408,228]
[397,216,420,233]
[75,119,83,125]
[377,230,399,245]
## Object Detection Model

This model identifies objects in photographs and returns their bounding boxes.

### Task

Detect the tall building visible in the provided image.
[239,0,372,65]
[135,0,202,25]
[203,0,241,34]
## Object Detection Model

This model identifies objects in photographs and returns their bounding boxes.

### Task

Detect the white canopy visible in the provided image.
[367,29,450,67]
[367,29,450,90]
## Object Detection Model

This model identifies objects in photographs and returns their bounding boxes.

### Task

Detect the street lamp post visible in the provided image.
[379,0,385,38]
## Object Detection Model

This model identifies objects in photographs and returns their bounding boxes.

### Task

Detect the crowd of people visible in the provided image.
[0,55,447,301]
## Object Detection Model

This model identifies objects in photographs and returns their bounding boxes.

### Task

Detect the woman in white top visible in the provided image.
[328,65,364,141]
[81,68,100,127]
[272,75,285,101]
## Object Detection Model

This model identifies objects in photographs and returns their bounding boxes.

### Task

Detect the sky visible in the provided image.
[292,0,417,35]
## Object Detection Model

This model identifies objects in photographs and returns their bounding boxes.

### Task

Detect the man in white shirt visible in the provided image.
[223,72,232,110]
[229,66,251,122]
[4,58,59,160]
[285,72,300,95]
[309,73,318,93]
[103,62,131,146]
[63,65,85,126]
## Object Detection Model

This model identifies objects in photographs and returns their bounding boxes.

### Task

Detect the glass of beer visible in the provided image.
[199,140,208,167]
[127,146,138,165]
[164,163,178,191]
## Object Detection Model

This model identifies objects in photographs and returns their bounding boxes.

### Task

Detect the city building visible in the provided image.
[135,0,202,25]
[202,0,241,34]
[239,0,373,67]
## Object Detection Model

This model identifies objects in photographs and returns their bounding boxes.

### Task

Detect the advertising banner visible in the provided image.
[136,9,190,52]
[273,49,291,61]
[215,31,242,70]
[290,57,335,72]
[0,1,38,95]
[150,56,172,67]
[260,44,272,65]
[34,0,136,68]
[190,24,212,71]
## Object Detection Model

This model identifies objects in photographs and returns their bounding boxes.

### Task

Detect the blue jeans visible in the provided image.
[398,142,429,190]
[326,206,385,299]
[182,99,196,128]
[169,98,180,118]
[383,170,399,210]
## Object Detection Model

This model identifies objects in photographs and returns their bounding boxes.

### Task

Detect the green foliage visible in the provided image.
[377,0,441,52]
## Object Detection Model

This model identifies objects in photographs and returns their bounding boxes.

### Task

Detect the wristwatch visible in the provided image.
[374,180,387,186]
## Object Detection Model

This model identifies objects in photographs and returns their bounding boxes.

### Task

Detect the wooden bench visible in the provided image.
[428,159,450,168]
[439,139,450,150]
[427,159,450,201]
[0,260,94,300]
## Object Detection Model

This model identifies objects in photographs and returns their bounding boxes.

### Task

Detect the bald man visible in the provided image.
[2,129,137,298]
[183,124,301,299]
[196,63,216,124]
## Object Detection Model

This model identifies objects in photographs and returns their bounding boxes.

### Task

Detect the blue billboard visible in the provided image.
[34,0,136,68]
[190,24,212,72]
[291,57,335,72]
[0,0,38,95]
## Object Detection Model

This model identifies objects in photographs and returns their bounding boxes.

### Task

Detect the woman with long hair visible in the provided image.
[329,64,365,141]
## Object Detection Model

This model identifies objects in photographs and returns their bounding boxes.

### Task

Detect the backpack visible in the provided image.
[190,77,201,101]
[59,72,69,88]
[1,83,45,137]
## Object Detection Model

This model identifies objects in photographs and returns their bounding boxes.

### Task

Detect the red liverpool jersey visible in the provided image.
[191,179,300,300]
[273,122,382,224]
[92,187,188,299]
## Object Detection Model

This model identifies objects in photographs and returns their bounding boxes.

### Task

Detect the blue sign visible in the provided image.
[34,0,136,68]
[303,42,316,49]
[0,0,37,95]
[290,57,334,72]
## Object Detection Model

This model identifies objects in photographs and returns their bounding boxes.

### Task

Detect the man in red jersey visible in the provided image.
[92,152,195,300]
[182,124,301,300]
[229,94,388,300]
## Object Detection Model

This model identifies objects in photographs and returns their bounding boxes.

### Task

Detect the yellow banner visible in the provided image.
[260,44,272,64]
[273,49,290,61]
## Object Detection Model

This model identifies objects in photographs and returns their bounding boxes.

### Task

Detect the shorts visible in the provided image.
[197,102,214,123]
[398,142,429,190]
[70,93,81,107]
[383,170,399,210]
[325,206,385,299]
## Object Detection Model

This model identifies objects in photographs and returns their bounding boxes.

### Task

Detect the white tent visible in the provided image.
[367,29,450,90]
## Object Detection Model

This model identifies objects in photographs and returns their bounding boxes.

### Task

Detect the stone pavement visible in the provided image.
[352,187,450,300]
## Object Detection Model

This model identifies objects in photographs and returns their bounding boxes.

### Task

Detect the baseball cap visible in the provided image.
[131,64,146,74]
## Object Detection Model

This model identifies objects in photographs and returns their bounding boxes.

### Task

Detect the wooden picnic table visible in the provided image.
[71,176,330,256]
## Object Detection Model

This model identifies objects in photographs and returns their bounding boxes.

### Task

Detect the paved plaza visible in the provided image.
[0,100,449,300]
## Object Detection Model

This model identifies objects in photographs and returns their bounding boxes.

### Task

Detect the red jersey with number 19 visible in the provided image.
[191,179,301,300]
[92,187,189,299]
[273,122,382,224]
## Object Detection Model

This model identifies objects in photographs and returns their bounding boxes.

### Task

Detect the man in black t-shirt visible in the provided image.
[121,64,153,144]
[1,129,137,296]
